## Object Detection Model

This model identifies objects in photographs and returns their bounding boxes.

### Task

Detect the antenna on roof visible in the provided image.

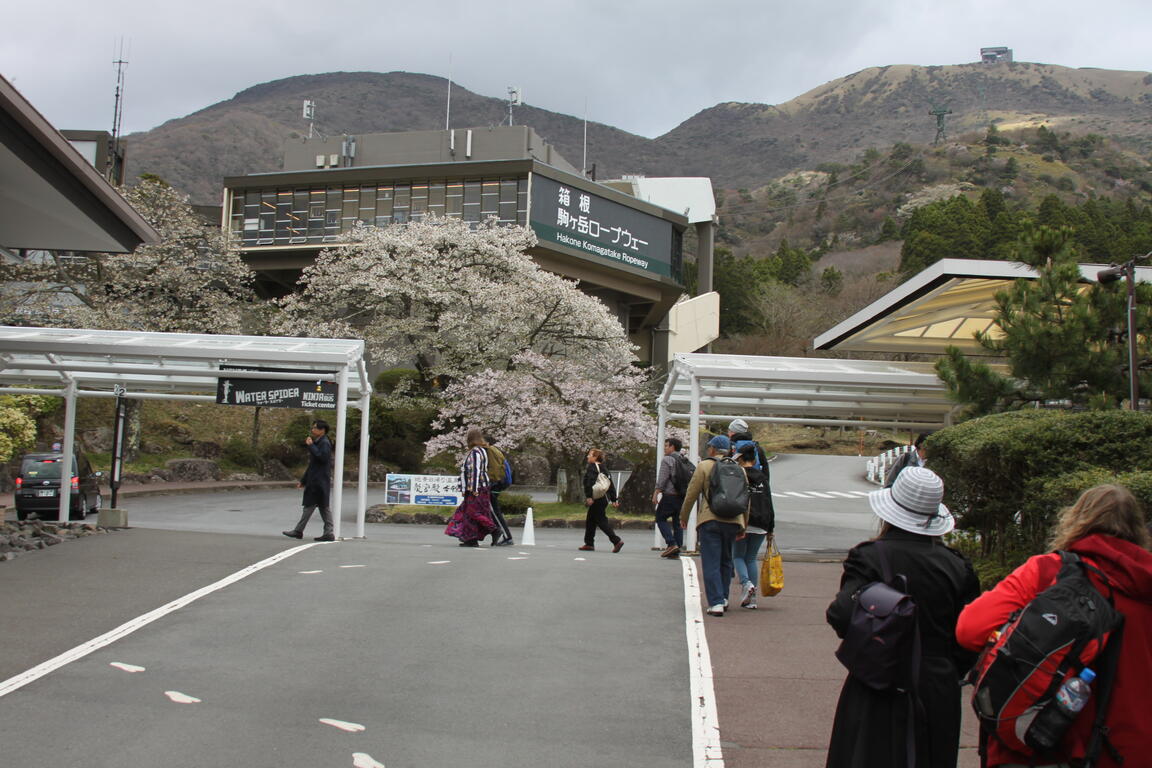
[445,55,453,130]
[110,38,129,171]
[507,86,522,126]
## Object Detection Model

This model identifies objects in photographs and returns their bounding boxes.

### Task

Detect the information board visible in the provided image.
[384,473,462,507]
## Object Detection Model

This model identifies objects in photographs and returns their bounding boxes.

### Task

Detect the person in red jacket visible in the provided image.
[956,484,1152,768]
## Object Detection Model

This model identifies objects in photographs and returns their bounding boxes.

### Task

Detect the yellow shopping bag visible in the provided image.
[759,536,784,596]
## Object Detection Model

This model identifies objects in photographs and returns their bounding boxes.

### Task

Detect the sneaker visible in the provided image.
[282,530,303,539]
[578,544,595,551]
[459,540,480,547]
[738,582,752,606]
[314,534,335,542]
[495,538,514,546]
[723,599,729,613]
[612,539,624,553]
[660,544,681,558]
[742,585,758,609]
[706,604,725,617]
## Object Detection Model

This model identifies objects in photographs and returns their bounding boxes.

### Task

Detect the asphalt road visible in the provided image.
[112,452,880,554]
[1,452,881,767]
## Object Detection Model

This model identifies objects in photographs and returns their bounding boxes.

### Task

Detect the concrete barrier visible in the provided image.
[97,508,128,528]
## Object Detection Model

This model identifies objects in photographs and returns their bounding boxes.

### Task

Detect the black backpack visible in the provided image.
[670,453,694,496]
[745,468,773,531]
[834,541,920,692]
[706,456,749,519]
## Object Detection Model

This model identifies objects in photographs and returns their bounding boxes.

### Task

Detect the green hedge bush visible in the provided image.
[497,493,533,517]
[929,409,1152,572]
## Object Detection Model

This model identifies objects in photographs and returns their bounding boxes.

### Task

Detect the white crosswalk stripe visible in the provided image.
[773,490,872,499]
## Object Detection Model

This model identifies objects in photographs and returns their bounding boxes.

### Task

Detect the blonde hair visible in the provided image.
[1049,484,1152,552]
[465,428,486,448]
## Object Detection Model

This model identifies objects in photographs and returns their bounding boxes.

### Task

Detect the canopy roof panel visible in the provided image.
[659,353,957,431]
[0,75,157,253]
[814,258,1152,355]
[0,325,368,398]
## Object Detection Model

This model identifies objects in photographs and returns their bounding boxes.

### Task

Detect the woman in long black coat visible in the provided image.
[825,467,980,768]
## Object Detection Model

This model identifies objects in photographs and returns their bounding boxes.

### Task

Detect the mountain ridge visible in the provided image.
[123,62,1152,204]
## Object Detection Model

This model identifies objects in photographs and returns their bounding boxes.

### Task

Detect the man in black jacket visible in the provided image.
[282,420,335,542]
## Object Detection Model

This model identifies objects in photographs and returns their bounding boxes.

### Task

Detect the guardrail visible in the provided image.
[865,445,915,486]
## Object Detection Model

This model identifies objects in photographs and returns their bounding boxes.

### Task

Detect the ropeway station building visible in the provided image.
[221,125,720,364]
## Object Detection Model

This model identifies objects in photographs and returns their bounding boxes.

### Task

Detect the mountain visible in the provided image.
[124,63,1152,204]
[124,71,679,203]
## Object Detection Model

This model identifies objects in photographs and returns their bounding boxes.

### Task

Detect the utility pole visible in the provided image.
[929,103,952,145]
[1098,252,1151,410]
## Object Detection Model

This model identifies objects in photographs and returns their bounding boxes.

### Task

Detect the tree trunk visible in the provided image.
[565,462,586,504]
[618,457,656,517]
[251,406,262,449]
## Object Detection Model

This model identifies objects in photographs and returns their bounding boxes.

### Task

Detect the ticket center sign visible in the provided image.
[529,174,674,278]
[385,474,462,507]
[216,366,338,409]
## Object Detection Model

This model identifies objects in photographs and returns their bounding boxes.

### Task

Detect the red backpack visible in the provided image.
[967,552,1125,764]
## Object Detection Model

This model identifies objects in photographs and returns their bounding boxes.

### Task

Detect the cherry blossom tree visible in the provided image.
[425,351,657,502]
[273,217,635,390]
[0,177,260,334]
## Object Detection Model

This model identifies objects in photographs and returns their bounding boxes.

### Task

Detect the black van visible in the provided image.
[13,452,103,521]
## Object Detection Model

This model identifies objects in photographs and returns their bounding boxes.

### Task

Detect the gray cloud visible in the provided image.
[4,0,1150,139]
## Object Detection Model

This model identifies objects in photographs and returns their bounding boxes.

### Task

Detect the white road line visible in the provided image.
[804,491,837,498]
[507,556,528,560]
[427,560,451,565]
[299,570,323,574]
[824,491,861,498]
[782,491,812,498]
[353,753,386,768]
[0,543,318,699]
[681,557,724,767]
[574,557,587,561]
[338,564,366,569]
[164,690,201,704]
[319,718,365,732]
[109,662,145,673]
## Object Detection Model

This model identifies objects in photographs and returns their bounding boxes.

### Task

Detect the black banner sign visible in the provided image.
[216,367,338,409]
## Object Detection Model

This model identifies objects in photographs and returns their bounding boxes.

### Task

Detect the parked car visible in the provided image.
[13,452,103,521]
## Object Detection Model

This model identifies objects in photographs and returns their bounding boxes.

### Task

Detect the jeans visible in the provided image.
[654,493,684,547]
[733,532,767,588]
[489,491,511,542]
[697,519,740,608]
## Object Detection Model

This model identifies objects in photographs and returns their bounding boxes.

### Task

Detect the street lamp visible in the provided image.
[1097,253,1151,410]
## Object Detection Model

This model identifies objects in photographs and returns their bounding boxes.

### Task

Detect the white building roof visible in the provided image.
[814,258,1152,354]
[659,352,957,431]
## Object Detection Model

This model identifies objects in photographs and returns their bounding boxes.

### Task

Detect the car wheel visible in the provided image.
[89,493,102,515]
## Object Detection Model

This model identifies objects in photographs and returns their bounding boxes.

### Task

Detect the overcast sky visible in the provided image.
[5,0,1150,140]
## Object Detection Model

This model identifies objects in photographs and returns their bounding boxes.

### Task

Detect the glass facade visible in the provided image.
[229,176,530,247]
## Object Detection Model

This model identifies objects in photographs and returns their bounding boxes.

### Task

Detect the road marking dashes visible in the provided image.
[773,490,871,499]
[353,753,386,768]
[427,560,450,565]
[109,662,145,673]
[298,570,323,574]
[507,557,528,560]
[164,690,201,704]
[319,718,365,732]
[339,564,365,569]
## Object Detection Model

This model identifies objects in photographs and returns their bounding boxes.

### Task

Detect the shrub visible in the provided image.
[497,493,533,517]
[929,410,1152,564]
[222,437,262,469]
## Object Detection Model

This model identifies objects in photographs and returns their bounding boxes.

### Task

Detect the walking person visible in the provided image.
[484,437,513,546]
[956,484,1152,767]
[733,443,773,609]
[652,437,692,558]
[282,420,336,542]
[883,433,928,488]
[444,427,497,548]
[825,466,980,768]
[680,435,748,617]
[580,448,623,553]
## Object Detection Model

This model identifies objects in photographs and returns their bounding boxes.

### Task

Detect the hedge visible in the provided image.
[929,409,1152,567]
